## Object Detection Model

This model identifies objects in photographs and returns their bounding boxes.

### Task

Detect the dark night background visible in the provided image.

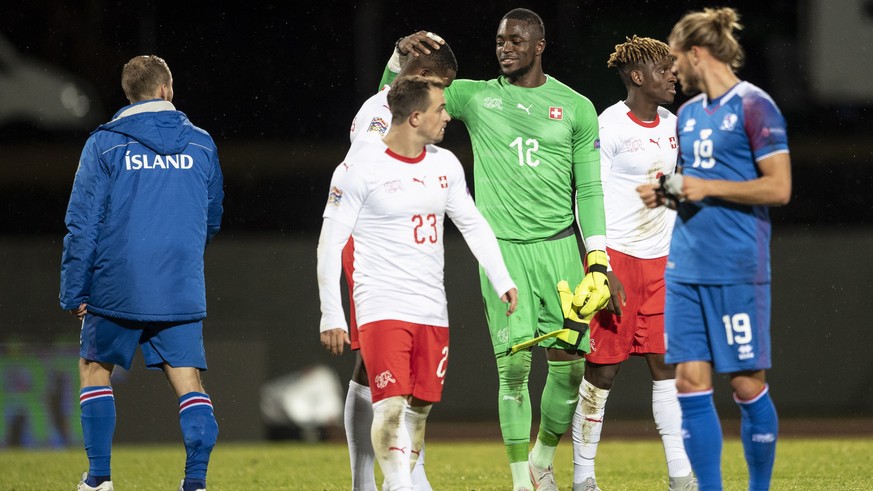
[1,1,872,443]
[1,0,871,236]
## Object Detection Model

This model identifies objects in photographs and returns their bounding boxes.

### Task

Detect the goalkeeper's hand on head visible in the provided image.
[573,250,611,317]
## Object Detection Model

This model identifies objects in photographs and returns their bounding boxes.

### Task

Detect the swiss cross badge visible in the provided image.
[439,175,448,188]
[549,106,563,120]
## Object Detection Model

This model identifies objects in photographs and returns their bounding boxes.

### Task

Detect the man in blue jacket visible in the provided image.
[60,55,224,491]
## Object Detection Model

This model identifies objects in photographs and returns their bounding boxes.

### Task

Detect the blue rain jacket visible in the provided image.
[60,99,224,321]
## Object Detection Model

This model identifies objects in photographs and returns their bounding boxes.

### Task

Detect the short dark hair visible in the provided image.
[501,8,545,40]
[387,75,446,122]
[121,55,172,102]
[407,40,458,77]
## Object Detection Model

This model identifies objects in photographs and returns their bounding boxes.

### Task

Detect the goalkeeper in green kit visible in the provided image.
[387,9,609,491]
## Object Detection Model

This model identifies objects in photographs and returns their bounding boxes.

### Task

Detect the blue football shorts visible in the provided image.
[80,313,207,371]
[664,280,771,373]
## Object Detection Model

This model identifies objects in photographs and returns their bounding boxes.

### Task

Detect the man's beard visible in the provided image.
[680,73,701,96]
[500,60,533,80]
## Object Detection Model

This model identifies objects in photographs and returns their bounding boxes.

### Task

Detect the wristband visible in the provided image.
[387,46,404,73]
[394,36,408,55]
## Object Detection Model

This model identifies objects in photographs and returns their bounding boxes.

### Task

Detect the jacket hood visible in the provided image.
[96,99,194,154]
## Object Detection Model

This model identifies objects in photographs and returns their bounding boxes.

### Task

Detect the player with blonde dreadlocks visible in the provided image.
[570,36,697,491]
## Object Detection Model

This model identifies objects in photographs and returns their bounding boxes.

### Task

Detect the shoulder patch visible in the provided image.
[367,117,389,136]
[327,186,343,206]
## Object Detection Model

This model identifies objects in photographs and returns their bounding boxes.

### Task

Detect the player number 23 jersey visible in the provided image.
[324,141,493,327]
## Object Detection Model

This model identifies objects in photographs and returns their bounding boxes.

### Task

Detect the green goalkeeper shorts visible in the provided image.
[479,234,586,355]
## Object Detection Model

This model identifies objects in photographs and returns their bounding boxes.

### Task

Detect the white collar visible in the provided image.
[112,100,176,122]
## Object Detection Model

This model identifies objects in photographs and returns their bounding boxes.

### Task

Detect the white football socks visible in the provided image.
[372,396,412,491]
[652,379,692,478]
[572,379,609,484]
[345,380,377,491]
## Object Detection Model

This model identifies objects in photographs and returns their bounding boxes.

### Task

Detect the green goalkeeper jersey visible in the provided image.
[444,76,605,242]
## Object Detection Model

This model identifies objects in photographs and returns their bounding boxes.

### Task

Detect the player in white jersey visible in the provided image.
[571,36,696,491]
[318,75,517,491]
[339,34,457,491]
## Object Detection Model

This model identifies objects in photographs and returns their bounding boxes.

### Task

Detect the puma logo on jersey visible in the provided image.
[412,177,426,187]
[516,103,532,115]
[650,138,661,148]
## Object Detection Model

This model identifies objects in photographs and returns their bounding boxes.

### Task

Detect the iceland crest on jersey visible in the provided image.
[720,113,739,131]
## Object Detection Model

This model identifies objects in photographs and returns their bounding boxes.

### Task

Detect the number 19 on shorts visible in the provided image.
[722,312,752,345]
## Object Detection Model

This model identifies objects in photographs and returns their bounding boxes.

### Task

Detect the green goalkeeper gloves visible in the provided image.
[573,250,611,317]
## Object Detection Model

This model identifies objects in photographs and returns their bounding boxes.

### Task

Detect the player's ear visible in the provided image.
[535,38,545,56]
[631,69,644,87]
[408,110,422,128]
[689,45,701,65]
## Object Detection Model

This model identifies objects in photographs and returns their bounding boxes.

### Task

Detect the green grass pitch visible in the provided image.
[2,437,872,490]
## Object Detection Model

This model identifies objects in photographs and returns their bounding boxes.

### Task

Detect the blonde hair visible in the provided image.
[121,55,172,102]
[607,35,671,87]
[669,7,744,71]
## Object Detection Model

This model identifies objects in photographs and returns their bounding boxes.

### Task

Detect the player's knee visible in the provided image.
[372,396,407,444]
[564,358,585,387]
[584,362,620,389]
[182,411,219,452]
[372,396,406,425]
[497,351,531,390]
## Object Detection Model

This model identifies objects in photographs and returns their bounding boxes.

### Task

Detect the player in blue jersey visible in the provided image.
[61,55,224,491]
[637,7,791,491]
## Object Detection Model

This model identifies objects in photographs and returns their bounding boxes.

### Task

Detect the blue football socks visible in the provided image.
[736,385,778,491]
[179,392,218,489]
[678,390,723,491]
[80,386,116,485]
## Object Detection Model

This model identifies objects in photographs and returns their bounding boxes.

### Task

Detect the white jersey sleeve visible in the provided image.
[599,101,678,258]
[349,88,392,149]
[317,158,371,332]
[316,217,353,333]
